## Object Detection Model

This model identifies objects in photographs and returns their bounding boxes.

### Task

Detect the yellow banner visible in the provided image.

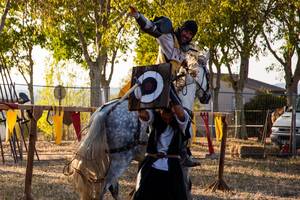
[5,109,17,143]
[53,107,64,145]
[214,115,223,142]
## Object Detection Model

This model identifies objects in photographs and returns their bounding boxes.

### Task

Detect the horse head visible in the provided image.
[176,50,211,110]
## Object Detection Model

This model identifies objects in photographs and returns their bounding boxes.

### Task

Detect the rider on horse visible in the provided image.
[126,6,200,167]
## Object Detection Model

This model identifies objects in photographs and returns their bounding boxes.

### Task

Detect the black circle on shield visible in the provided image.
[134,71,164,103]
[141,77,157,95]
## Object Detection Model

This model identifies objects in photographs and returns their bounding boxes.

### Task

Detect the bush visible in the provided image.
[244,92,286,138]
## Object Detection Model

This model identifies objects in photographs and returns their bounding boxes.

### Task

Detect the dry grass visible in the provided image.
[1,139,300,200]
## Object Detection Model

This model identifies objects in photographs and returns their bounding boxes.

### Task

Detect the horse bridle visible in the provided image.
[176,65,209,96]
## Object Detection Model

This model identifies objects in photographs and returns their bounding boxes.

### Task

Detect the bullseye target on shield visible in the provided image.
[129,63,172,110]
[134,71,164,103]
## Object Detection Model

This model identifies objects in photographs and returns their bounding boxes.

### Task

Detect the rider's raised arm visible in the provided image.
[129,6,185,71]
[129,6,171,38]
[132,13,163,38]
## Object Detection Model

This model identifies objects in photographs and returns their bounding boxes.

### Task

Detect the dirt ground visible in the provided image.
[1,139,300,200]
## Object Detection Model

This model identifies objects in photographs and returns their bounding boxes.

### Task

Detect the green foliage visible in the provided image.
[134,33,157,65]
[0,1,47,104]
[244,92,287,137]
[39,0,138,64]
[262,0,300,104]
[244,92,287,111]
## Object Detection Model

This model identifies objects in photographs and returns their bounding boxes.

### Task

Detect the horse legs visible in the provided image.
[109,181,121,200]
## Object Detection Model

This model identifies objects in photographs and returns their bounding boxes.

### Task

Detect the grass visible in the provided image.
[0,139,300,199]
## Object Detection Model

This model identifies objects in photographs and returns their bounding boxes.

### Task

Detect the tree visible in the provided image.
[0,1,46,103]
[38,0,141,106]
[194,0,236,112]
[263,0,300,106]
[215,0,276,139]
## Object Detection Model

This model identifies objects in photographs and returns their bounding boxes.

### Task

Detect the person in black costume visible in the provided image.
[132,89,190,200]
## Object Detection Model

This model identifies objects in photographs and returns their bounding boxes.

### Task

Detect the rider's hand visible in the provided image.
[181,60,188,69]
[128,6,139,18]
[138,109,150,121]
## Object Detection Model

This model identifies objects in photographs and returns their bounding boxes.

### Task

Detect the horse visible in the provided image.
[64,50,210,200]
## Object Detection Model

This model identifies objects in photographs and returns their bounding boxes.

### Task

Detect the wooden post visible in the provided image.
[23,110,37,200]
[9,138,17,163]
[207,115,230,192]
[0,133,4,163]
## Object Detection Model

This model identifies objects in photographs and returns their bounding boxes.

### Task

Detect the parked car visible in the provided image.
[270,97,300,148]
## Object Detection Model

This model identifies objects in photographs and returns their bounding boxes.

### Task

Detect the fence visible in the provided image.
[12,83,121,107]
[2,83,300,141]
[8,84,300,137]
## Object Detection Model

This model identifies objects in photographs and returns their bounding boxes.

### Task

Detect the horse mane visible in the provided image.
[64,111,110,200]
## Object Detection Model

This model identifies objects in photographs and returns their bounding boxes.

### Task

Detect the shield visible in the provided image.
[129,63,172,111]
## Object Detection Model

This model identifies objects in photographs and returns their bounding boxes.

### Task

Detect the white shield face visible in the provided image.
[134,71,164,103]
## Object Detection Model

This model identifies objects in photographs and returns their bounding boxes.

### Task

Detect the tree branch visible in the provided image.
[262,31,286,66]
[74,14,94,67]
[102,54,108,77]
[94,0,102,57]
[293,60,300,83]
[0,0,12,33]
[107,48,117,84]
[232,33,242,54]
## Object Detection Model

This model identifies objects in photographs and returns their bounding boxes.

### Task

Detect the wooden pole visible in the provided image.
[13,129,22,161]
[207,115,230,192]
[9,138,17,163]
[23,110,37,200]
[0,133,4,163]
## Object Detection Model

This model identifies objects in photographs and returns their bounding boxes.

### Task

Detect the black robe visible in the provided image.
[133,111,188,200]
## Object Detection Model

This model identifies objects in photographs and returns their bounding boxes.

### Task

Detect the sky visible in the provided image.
[11,45,287,90]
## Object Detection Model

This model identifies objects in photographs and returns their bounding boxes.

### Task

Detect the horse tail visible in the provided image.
[64,110,110,200]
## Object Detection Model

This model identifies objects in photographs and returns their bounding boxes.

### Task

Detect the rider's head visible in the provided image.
[178,20,198,45]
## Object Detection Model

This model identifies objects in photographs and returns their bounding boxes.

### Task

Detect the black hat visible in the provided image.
[181,20,198,36]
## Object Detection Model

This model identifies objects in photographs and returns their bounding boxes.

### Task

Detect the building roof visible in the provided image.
[245,78,285,92]
[213,73,285,93]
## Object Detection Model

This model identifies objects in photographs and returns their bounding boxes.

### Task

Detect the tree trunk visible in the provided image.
[234,89,247,139]
[100,74,110,103]
[213,65,221,112]
[89,63,102,107]
[285,52,300,106]
[213,89,219,112]
[210,50,221,112]
[234,54,249,139]
[102,84,110,103]
[28,84,34,104]
[286,81,298,106]
[29,47,34,104]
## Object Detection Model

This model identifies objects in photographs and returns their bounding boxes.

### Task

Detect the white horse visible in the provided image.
[64,51,210,200]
